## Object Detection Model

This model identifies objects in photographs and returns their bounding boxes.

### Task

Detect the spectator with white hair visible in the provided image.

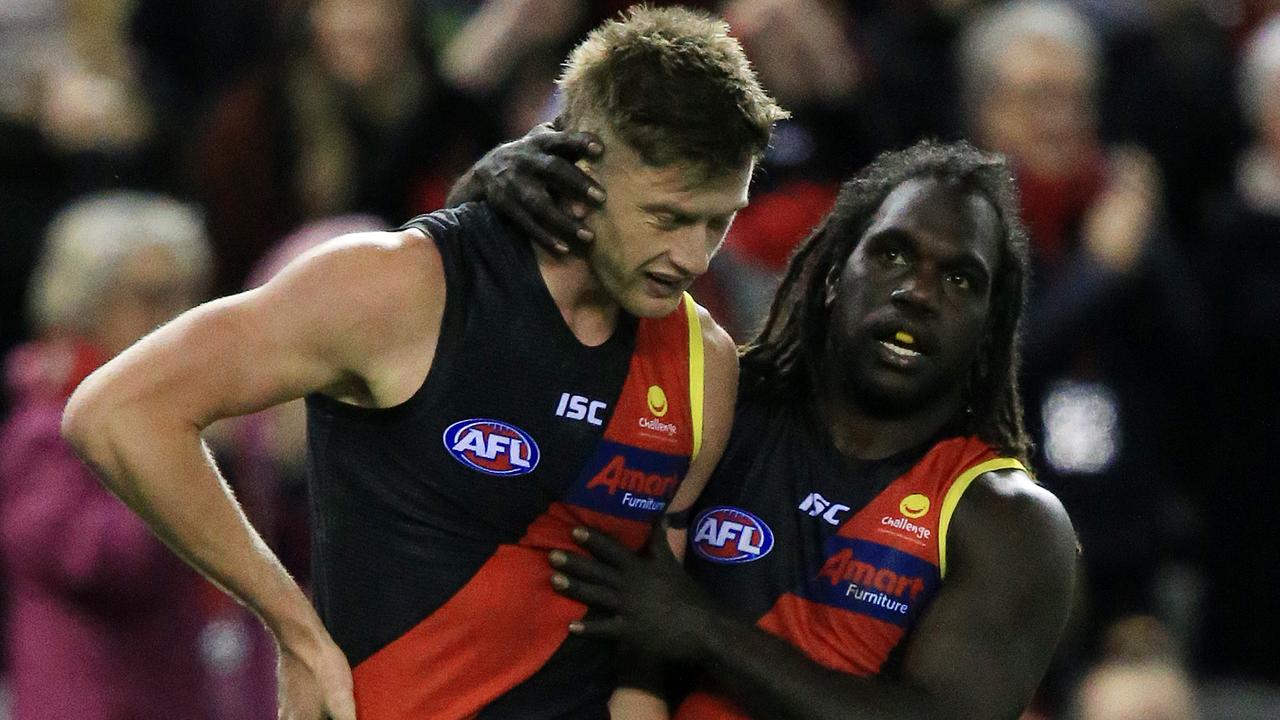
[1198,13,1280,686]
[0,191,217,720]
[957,0,1211,669]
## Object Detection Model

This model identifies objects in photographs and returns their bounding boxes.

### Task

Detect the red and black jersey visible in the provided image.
[675,397,1024,719]
[304,202,706,719]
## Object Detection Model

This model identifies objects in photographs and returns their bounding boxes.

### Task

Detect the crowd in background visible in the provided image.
[1,0,1278,718]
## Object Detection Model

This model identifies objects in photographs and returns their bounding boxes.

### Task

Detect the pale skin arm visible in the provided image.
[606,304,739,720]
[61,230,445,720]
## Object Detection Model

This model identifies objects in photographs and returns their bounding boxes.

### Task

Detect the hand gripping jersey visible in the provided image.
[676,397,1024,719]
[304,203,704,719]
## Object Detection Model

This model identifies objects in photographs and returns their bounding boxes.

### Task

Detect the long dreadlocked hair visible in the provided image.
[740,140,1034,463]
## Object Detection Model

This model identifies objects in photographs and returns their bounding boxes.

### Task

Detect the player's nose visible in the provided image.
[668,226,712,278]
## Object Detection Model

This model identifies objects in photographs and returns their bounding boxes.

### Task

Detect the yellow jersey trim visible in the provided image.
[683,293,704,462]
[938,457,1026,578]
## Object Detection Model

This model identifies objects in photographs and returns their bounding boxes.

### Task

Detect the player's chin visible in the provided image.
[852,367,945,418]
[623,290,684,319]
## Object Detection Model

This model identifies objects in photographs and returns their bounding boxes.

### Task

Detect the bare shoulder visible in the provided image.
[254,228,447,406]
[691,301,739,382]
[952,467,1077,577]
[898,466,1076,717]
[269,228,441,311]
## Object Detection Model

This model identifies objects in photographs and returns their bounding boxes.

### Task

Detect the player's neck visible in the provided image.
[814,371,963,461]
[534,243,620,346]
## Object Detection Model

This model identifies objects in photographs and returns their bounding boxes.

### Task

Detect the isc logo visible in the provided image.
[442,419,540,476]
[798,492,850,526]
[555,392,607,426]
[691,506,774,564]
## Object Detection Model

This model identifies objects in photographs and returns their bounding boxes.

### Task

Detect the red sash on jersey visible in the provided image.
[353,295,704,720]
[676,437,1023,719]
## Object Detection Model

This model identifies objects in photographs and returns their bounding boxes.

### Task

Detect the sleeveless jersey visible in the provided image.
[304,202,706,719]
[675,397,1023,719]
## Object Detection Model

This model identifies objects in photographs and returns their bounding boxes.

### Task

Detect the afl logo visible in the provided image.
[443,419,540,476]
[691,506,774,564]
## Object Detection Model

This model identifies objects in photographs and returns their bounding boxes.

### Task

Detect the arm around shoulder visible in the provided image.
[675,468,1076,720]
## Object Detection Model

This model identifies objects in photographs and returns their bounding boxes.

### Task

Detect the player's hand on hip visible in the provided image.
[276,632,357,720]
[549,522,715,663]
[472,123,607,254]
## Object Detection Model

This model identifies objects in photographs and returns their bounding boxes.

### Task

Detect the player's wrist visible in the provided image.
[261,590,330,655]
[686,607,748,667]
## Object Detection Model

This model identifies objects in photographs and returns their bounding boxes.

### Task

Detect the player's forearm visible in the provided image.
[608,687,669,720]
[689,612,951,720]
[61,400,323,646]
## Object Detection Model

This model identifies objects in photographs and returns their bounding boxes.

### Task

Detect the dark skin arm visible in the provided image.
[550,469,1077,720]
[446,123,607,253]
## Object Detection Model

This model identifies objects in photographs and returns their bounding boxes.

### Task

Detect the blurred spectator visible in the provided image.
[189,0,496,295]
[439,0,587,101]
[0,192,216,719]
[847,0,973,146]
[129,0,270,140]
[1072,616,1198,720]
[1080,0,1246,250]
[958,0,1211,672]
[0,0,163,404]
[1197,13,1280,685]
[700,0,880,338]
[438,1,717,140]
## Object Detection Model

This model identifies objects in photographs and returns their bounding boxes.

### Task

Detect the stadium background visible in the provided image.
[1,0,1278,717]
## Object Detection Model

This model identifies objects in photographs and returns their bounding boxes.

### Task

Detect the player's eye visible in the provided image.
[881,248,907,266]
[946,272,973,290]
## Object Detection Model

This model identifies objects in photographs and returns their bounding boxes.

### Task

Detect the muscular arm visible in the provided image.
[60,230,444,718]
[609,304,739,719]
[684,470,1075,720]
[562,469,1076,720]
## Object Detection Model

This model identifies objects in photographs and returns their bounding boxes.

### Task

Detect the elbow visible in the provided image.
[60,376,115,465]
[61,387,93,454]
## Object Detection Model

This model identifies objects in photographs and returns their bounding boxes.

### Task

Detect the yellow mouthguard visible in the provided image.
[894,331,915,345]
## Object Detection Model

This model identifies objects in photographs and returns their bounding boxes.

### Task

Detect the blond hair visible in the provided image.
[557,5,787,176]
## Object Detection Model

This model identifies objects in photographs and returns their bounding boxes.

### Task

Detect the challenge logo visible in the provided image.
[899,493,930,519]
[443,419,540,476]
[880,515,931,541]
[692,506,774,564]
[647,385,669,417]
